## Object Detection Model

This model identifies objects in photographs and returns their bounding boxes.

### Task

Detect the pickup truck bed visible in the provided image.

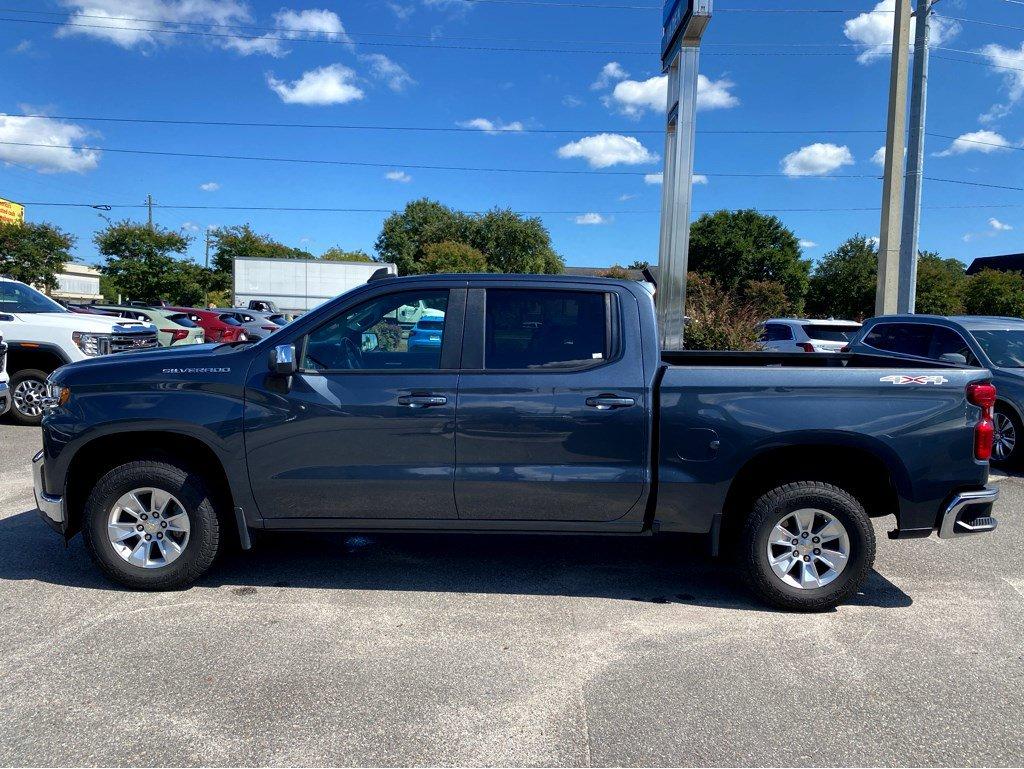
[34,274,998,610]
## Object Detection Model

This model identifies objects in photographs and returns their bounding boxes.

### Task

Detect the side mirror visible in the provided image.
[939,352,968,366]
[361,332,379,352]
[268,344,297,375]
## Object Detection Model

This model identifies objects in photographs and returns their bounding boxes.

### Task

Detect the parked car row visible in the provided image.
[0,276,288,425]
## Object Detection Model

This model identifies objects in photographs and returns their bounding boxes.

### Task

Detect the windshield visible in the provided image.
[804,324,861,342]
[0,281,68,314]
[167,313,198,328]
[218,314,242,326]
[971,330,1024,367]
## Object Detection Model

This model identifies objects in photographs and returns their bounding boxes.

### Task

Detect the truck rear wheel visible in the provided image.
[9,368,49,426]
[737,481,876,612]
[82,460,222,590]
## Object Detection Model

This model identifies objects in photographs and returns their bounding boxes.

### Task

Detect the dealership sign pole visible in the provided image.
[657,0,712,350]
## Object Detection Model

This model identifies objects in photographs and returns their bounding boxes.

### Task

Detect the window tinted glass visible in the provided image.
[167,313,198,328]
[973,330,1024,367]
[804,324,860,342]
[485,289,607,370]
[302,290,449,371]
[863,323,931,357]
[928,327,978,365]
[762,323,793,342]
[0,281,67,314]
[218,313,242,326]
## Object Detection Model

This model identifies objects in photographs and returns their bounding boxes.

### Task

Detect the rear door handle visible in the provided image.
[586,395,635,410]
[398,394,448,408]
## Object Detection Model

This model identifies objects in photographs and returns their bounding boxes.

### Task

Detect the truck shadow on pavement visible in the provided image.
[1,509,912,613]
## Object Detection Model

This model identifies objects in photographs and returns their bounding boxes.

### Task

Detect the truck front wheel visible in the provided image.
[9,368,50,426]
[82,460,222,590]
[737,481,876,612]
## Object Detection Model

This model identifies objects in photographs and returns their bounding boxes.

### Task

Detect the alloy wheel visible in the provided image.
[993,412,1016,462]
[766,508,851,589]
[12,378,47,418]
[107,488,191,569]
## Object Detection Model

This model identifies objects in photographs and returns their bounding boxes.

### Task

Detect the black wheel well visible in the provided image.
[720,445,899,546]
[6,347,66,376]
[64,431,237,545]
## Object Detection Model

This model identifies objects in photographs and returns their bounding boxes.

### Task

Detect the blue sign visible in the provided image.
[661,0,693,60]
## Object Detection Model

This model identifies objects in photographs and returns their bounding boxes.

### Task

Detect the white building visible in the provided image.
[233,257,397,315]
[52,262,103,304]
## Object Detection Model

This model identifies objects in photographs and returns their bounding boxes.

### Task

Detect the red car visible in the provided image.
[165,307,248,343]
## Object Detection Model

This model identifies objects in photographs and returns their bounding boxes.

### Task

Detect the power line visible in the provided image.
[928,132,1024,152]
[5,113,888,136]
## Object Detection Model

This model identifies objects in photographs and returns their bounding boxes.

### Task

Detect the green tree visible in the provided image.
[603,265,630,279]
[689,209,810,312]
[915,251,966,315]
[419,241,488,273]
[805,235,878,320]
[962,269,1024,317]
[627,260,650,271]
[321,247,375,262]
[743,279,791,319]
[208,224,313,290]
[375,198,564,275]
[683,273,763,351]
[96,221,211,305]
[0,221,76,291]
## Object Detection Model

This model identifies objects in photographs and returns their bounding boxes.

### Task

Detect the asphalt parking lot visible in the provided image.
[0,421,1021,767]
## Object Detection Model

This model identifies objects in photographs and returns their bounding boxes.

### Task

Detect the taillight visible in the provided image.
[798,342,815,352]
[163,328,188,343]
[967,382,997,461]
[207,329,224,342]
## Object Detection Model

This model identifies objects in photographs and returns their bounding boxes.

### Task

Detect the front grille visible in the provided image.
[109,332,159,354]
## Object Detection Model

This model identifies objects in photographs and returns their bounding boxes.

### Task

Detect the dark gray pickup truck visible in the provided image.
[34,274,999,610]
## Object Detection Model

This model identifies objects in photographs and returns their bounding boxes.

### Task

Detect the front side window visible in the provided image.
[928,327,978,366]
[0,281,67,314]
[302,290,449,371]
[485,289,608,370]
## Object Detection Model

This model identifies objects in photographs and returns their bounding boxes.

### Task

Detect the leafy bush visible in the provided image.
[419,241,488,274]
[962,270,1024,318]
[683,273,763,351]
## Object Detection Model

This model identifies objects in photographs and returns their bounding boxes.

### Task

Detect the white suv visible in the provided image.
[758,318,862,353]
[0,277,158,425]
[0,330,9,417]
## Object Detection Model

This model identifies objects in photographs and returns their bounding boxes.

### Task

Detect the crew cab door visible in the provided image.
[454,284,648,522]
[244,286,465,520]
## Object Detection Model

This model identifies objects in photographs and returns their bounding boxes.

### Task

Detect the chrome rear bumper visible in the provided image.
[33,450,65,531]
[938,486,999,539]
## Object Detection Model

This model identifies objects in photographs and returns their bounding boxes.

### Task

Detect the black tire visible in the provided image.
[8,368,49,426]
[82,460,222,590]
[737,481,876,612]
[992,404,1021,468]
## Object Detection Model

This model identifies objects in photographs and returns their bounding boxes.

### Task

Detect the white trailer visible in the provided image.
[232,257,397,315]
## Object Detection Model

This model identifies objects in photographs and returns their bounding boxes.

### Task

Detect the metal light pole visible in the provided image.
[875,0,912,317]
[897,0,934,314]
[657,0,712,350]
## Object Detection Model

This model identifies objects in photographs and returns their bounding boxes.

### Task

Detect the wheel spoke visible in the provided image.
[129,539,150,566]
[817,549,848,572]
[163,513,189,534]
[799,560,821,588]
[770,524,796,546]
[817,520,844,541]
[151,489,172,516]
[108,522,138,543]
[793,509,815,534]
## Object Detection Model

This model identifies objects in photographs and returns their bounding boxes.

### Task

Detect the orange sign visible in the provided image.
[0,197,25,225]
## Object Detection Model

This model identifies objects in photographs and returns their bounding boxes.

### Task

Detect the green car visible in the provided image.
[93,305,206,347]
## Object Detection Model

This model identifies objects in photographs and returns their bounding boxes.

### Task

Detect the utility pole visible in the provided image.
[657,0,712,350]
[204,228,211,307]
[146,194,154,230]
[875,0,912,317]
[898,0,933,314]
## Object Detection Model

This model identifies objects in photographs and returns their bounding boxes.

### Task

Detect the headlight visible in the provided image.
[72,331,111,356]
[45,382,71,408]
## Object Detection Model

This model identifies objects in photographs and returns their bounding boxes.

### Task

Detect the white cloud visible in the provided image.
[562,95,584,108]
[574,213,608,225]
[385,170,412,183]
[990,218,1014,232]
[10,40,32,55]
[644,172,663,185]
[557,134,658,169]
[692,174,708,185]
[980,43,1024,120]
[591,61,629,90]
[799,239,818,249]
[618,193,638,201]
[56,0,252,49]
[843,0,960,65]
[781,143,855,177]
[360,53,415,92]
[199,181,220,192]
[606,74,738,117]
[457,117,524,135]
[0,113,100,173]
[181,221,200,232]
[871,146,886,167]
[221,8,350,56]
[267,64,364,106]
[936,130,1013,157]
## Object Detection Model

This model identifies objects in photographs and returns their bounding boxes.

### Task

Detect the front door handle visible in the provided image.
[586,395,636,410]
[398,394,448,408]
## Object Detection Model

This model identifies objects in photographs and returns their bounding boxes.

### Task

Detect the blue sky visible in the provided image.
[1,0,1023,270]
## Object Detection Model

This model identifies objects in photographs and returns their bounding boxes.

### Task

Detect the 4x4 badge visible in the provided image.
[880,374,949,385]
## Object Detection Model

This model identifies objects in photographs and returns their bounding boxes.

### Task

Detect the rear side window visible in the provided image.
[804,324,860,343]
[485,289,608,370]
[218,314,242,326]
[761,323,794,342]
[167,313,198,328]
[863,323,931,357]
